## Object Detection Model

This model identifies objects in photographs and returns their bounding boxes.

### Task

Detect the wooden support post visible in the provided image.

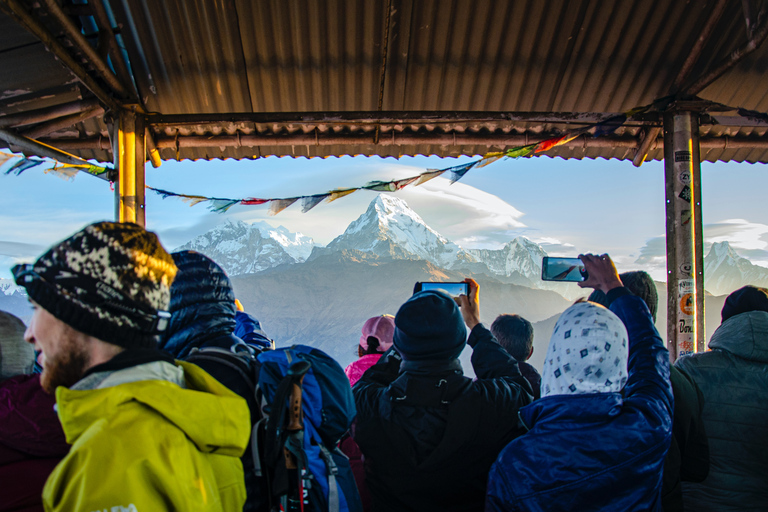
[115,109,146,226]
[664,109,704,360]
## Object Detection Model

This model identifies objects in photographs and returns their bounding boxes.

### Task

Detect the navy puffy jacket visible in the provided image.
[486,293,673,512]
[159,250,244,358]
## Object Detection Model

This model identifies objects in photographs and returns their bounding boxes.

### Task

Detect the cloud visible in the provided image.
[634,218,768,279]
[531,236,577,255]
[0,240,45,258]
[704,219,768,253]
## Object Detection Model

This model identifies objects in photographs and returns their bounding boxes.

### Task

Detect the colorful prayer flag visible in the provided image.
[301,194,329,213]
[328,189,357,202]
[269,197,299,215]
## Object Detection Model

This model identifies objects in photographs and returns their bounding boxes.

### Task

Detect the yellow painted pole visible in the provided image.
[116,109,146,226]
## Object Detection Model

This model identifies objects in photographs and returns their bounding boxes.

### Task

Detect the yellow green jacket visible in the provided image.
[44,361,250,511]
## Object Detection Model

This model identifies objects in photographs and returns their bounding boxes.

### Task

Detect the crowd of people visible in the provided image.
[0,220,766,512]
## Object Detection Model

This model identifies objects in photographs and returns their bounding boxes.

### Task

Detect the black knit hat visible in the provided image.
[12,222,177,348]
[721,285,768,323]
[393,290,467,361]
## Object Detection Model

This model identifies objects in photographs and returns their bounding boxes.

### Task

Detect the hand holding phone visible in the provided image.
[541,257,588,282]
[576,254,623,294]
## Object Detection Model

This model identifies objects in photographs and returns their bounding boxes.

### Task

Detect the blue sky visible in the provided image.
[2,151,768,281]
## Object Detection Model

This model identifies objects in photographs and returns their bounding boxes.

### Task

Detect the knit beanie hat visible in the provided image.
[721,285,768,323]
[12,222,177,349]
[541,302,629,398]
[393,290,467,361]
[588,271,658,321]
[360,315,395,352]
[0,310,34,378]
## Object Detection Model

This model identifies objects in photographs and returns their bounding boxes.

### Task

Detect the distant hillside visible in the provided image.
[231,252,571,368]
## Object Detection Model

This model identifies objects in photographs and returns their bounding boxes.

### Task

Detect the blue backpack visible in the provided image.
[255,345,362,512]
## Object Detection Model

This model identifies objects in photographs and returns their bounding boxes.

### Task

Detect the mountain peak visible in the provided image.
[367,194,428,229]
[175,220,315,275]
[328,194,471,267]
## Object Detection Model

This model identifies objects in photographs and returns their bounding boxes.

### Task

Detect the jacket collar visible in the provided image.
[520,392,624,431]
[56,361,249,457]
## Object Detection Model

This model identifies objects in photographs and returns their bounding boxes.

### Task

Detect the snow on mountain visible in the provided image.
[175,220,315,276]
[467,237,547,279]
[326,194,478,268]
[703,241,768,295]
[0,278,25,296]
[467,237,582,298]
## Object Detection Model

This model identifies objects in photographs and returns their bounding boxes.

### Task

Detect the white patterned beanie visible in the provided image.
[12,222,177,348]
[541,302,629,398]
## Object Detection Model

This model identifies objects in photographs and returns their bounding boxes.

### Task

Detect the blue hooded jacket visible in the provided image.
[486,292,673,512]
[159,250,245,358]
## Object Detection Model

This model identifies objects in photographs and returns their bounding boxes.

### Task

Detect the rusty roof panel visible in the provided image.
[2,0,768,165]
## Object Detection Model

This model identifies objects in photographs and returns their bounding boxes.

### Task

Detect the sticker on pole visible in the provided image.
[675,151,692,162]
[678,171,691,185]
[678,185,692,202]
[680,293,694,316]
[679,262,693,277]
[678,339,694,357]
[681,209,692,226]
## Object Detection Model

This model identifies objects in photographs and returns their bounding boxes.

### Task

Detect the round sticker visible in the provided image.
[680,293,694,316]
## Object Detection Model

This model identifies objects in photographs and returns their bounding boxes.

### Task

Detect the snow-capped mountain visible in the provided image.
[468,237,581,298]
[325,194,478,268]
[0,278,25,296]
[703,241,768,295]
[175,220,315,276]
[468,237,547,281]
[0,278,32,323]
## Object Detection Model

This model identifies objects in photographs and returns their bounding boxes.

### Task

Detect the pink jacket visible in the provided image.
[344,354,382,387]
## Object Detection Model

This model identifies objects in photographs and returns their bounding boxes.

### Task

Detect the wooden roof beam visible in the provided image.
[0,0,120,112]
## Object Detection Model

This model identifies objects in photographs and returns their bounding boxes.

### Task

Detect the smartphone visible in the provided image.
[541,257,588,282]
[413,281,469,297]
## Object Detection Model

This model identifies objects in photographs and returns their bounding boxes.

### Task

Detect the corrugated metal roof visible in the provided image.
[1,0,767,164]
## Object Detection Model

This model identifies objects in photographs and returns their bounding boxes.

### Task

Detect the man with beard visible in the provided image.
[12,222,251,512]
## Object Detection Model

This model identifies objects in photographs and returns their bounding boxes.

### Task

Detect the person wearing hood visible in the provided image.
[353,278,532,512]
[675,285,768,511]
[0,310,70,512]
[589,271,709,512]
[345,314,395,386]
[12,222,250,512]
[486,254,673,512]
[159,250,266,412]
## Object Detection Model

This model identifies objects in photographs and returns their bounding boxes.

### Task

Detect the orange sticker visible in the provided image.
[680,293,694,316]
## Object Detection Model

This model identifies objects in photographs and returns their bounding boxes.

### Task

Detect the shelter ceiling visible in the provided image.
[0,0,767,164]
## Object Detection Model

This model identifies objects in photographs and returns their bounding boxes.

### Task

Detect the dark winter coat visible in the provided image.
[486,293,673,512]
[661,366,709,512]
[517,361,541,400]
[353,324,533,512]
[675,310,768,511]
[0,374,69,512]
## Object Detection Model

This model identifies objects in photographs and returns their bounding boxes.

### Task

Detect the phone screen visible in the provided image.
[416,282,469,297]
[541,257,587,282]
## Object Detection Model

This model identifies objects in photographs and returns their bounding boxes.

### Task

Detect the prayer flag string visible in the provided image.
[143,107,645,215]
[6,97,768,215]
[0,151,111,180]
